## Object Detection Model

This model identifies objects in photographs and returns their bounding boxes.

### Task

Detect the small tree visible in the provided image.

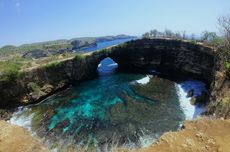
[164,29,173,38]
[218,14,230,62]
[218,14,230,50]
[201,31,217,42]
[175,32,182,39]
[182,31,187,40]
[150,29,158,38]
[142,32,150,39]
[191,33,196,40]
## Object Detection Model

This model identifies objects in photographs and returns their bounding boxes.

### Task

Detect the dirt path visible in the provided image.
[0,120,49,152]
[21,56,75,72]
[132,117,230,152]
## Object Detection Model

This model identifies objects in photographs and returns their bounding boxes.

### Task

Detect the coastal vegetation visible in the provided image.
[0,35,134,80]
[73,53,86,60]
[0,53,73,81]
[142,29,224,48]
[0,57,25,80]
[217,14,230,71]
[0,35,133,60]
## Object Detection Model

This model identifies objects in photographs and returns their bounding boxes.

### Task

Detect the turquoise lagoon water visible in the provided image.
[9,58,207,151]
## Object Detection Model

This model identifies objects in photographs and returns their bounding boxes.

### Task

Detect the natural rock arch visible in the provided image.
[84,39,215,83]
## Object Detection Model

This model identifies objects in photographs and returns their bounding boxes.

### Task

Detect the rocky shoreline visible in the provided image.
[0,39,230,151]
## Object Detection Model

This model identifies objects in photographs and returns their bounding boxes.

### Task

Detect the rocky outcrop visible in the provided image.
[70,39,97,50]
[0,120,49,152]
[205,50,230,118]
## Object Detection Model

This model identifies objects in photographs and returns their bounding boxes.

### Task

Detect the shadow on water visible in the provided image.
[9,57,208,151]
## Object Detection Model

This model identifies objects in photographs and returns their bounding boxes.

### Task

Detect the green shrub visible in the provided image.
[42,61,61,69]
[74,54,85,60]
[227,63,230,71]
[0,58,24,80]
[191,40,197,45]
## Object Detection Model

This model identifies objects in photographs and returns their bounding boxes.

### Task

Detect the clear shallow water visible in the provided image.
[10,58,207,151]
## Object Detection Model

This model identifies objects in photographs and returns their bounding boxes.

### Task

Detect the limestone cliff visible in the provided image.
[206,50,230,118]
[0,39,215,109]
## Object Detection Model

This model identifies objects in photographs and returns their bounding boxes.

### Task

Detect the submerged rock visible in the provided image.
[187,89,194,98]
[132,76,178,102]
[190,97,196,105]
[190,91,209,105]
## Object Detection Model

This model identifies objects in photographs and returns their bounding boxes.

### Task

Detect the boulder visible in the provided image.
[187,89,194,98]
[190,91,209,105]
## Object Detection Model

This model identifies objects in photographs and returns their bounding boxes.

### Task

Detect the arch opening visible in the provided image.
[97,57,118,75]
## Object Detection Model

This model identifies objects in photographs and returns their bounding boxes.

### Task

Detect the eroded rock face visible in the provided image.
[108,39,215,84]
[206,52,230,118]
[71,39,97,50]
[0,55,100,108]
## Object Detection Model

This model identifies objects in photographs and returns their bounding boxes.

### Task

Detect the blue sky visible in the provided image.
[0,0,229,46]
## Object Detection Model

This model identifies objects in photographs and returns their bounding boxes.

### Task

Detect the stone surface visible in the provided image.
[0,109,12,120]
[0,120,49,152]
[206,51,230,118]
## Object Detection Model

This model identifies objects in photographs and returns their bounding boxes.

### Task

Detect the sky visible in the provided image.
[0,0,230,47]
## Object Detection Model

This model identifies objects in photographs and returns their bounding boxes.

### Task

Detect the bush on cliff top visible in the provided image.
[74,54,86,60]
[0,57,25,81]
[41,61,62,70]
[227,63,230,71]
